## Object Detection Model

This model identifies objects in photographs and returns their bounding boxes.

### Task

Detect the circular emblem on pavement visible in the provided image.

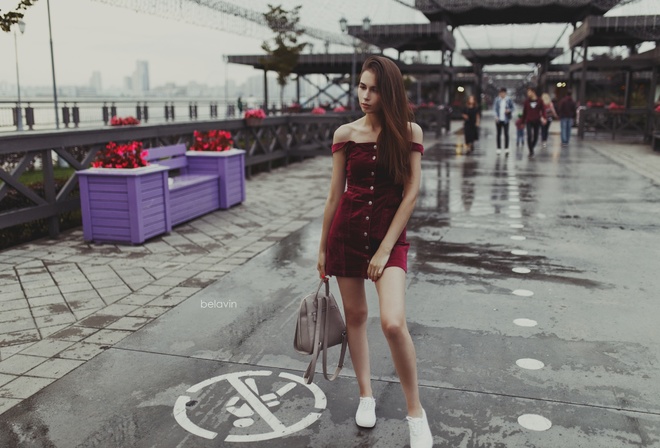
[173,370,326,442]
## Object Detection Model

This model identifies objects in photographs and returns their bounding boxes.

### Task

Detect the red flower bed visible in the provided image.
[311,107,326,115]
[244,109,266,119]
[91,141,149,168]
[110,116,140,126]
[189,130,233,152]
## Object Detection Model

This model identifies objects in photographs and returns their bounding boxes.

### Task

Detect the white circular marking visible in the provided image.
[511,249,528,255]
[516,358,545,370]
[513,318,538,327]
[512,267,531,274]
[518,414,552,431]
[174,370,326,442]
[510,224,524,229]
[508,205,521,210]
[513,289,534,297]
[510,235,526,241]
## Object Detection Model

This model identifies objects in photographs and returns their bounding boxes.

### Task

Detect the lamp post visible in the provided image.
[339,16,371,111]
[13,20,25,131]
[46,0,60,129]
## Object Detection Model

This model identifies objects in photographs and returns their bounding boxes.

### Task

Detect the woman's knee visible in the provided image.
[380,317,407,340]
[345,304,368,326]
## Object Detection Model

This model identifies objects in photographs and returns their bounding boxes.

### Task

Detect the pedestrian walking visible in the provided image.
[317,55,433,448]
[521,87,546,157]
[515,113,525,148]
[540,93,558,148]
[493,87,514,155]
[557,90,577,146]
[462,95,480,154]
[237,96,244,115]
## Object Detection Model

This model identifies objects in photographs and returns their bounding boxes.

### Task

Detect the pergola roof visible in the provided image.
[227,53,452,76]
[569,15,660,48]
[414,0,621,25]
[461,48,564,65]
[346,22,455,52]
[570,46,660,71]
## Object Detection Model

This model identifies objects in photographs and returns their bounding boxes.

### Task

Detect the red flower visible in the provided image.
[91,141,149,168]
[189,129,233,152]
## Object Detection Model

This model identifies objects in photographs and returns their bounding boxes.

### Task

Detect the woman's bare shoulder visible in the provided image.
[334,118,364,143]
[407,122,423,144]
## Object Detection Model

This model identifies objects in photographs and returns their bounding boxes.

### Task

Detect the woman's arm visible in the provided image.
[367,123,423,281]
[317,127,349,278]
[476,111,481,127]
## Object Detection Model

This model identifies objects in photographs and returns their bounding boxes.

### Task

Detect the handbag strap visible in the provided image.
[302,279,347,384]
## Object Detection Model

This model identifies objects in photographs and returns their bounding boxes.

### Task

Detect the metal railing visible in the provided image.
[577,108,659,141]
[0,113,359,238]
[0,98,277,133]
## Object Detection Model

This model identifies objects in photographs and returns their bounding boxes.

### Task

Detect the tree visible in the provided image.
[1,0,38,33]
[260,4,307,111]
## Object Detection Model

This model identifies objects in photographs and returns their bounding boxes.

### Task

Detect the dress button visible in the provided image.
[365,216,370,221]
[371,171,375,176]
[370,186,374,190]
[364,232,368,237]
[368,201,372,205]
[365,246,369,250]
[372,156,376,160]
[373,145,377,149]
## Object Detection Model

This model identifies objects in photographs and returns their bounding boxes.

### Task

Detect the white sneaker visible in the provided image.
[355,397,376,428]
[406,409,433,447]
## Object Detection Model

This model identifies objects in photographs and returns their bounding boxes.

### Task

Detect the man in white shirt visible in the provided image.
[493,87,514,155]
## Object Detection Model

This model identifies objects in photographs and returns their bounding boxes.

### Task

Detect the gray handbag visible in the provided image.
[294,279,348,384]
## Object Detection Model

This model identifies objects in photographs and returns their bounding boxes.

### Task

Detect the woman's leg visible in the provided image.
[336,276,372,398]
[541,122,549,142]
[375,267,423,417]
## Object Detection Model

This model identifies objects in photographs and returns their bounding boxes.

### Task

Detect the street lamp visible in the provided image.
[339,16,371,111]
[13,20,26,131]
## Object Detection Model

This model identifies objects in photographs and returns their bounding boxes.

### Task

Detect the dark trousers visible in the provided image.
[541,120,551,142]
[496,120,510,149]
[526,121,540,153]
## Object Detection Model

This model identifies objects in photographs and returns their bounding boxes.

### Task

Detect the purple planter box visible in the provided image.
[77,165,171,244]
[185,148,246,209]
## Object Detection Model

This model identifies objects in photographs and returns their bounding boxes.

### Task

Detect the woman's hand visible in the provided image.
[367,247,391,282]
[317,251,327,279]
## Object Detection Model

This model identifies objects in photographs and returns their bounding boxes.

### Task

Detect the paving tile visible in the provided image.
[0,320,36,335]
[24,286,61,299]
[66,296,105,311]
[20,339,75,358]
[39,324,73,339]
[56,342,107,361]
[72,308,101,321]
[117,294,157,306]
[0,354,48,375]
[24,358,85,379]
[96,285,132,299]
[0,329,40,347]
[0,373,16,388]
[83,329,132,345]
[0,376,56,399]
[145,295,189,307]
[165,287,202,297]
[106,317,151,331]
[0,308,32,323]
[127,306,170,319]
[34,313,76,328]
[47,326,98,342]
[0,397,22,414]
[88,279,123,289]
[0,299,29,312]
[96,304,140,317]
[76,314,122,329]
[135,285,172,296]
[58,282,94,294]
[0,290,25,302]
[31,303,72,318]
[20,279,57,289]
[150,277,184,287]
[26,294,66,307]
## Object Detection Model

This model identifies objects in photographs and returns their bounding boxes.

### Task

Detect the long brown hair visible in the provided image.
[360,56,414,185]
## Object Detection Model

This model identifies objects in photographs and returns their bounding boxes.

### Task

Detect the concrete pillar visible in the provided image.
[579,39,588,104]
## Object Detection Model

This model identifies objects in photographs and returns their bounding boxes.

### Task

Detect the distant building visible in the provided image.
[123,76,133,92]
[133,60,150,94]
[89,71,102,94]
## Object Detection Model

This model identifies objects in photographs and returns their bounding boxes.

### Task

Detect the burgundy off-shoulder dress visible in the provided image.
[325,140,424,279]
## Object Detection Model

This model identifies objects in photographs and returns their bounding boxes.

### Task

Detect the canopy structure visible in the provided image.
[569,15,660,48]
[346,22,455,53]
[461,48,564,65]
[414,0,622,25]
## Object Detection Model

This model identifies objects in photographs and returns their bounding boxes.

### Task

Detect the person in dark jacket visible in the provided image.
[521,87,546,157]
[557,90,577,146]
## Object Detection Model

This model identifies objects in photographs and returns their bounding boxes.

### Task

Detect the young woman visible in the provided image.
[540,92,558,148]
[317,55,433,448]
[461,95,480,153]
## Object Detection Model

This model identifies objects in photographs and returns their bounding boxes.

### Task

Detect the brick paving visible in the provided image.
[0,154,334,413]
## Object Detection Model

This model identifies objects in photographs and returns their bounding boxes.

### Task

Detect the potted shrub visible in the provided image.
[311,107,326,115]
[77,141,171,244]
[186,130,246,209]
[244,108,266,126]
[110,116,140,126]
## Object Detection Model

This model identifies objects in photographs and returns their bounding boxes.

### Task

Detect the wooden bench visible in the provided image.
[145,144,222,226]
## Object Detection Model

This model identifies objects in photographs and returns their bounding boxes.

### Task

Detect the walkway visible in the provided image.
[1,123,659,447]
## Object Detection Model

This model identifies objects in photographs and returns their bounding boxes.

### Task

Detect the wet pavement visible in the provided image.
[1,125,660,447]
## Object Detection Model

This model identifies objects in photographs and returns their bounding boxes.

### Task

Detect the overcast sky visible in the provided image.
[0,0,658,89]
